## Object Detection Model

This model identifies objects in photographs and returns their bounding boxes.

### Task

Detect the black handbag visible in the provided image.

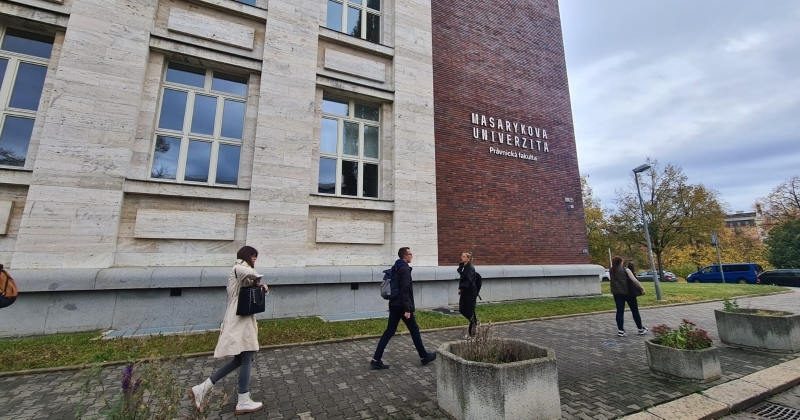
[236,286,266,316]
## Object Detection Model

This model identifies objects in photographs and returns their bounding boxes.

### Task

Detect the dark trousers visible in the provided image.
[459,290,479,336]
[209,351,255,394]
[614,294,643,331]
[373,307,428,361]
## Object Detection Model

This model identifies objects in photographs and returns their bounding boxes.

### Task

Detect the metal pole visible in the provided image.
[635,172,663,300]
[713,232,725,284]
[608,247,612,269]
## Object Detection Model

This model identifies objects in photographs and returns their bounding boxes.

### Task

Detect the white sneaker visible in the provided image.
[617,330,627,337]
[235,392,263,415]
[187,378,212,410]
[638,327,649,335]
[462,334,472,340]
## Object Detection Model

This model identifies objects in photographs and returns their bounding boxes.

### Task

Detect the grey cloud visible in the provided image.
[562,0,800,212]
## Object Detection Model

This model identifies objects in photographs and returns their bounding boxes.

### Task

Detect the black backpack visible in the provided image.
[474,272,483,300]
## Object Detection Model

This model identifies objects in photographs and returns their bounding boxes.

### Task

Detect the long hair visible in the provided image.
[236,246,258,268]
[611,256,623,272]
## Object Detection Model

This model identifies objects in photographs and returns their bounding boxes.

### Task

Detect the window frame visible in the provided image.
[327,0,382,44]
[318,94,381,199]
[0,25,53,169]
[149,63,248,187]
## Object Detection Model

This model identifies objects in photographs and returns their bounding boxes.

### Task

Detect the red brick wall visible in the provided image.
[432,0,589,266]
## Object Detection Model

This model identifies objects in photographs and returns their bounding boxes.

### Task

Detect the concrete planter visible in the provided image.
[645,339,721,383]
[436,339,560,420]
[715,309,800,353]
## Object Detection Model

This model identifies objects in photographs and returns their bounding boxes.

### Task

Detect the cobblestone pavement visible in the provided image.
[1,289,798,420]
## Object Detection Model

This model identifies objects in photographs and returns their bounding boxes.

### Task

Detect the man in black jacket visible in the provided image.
[370,247,437,370]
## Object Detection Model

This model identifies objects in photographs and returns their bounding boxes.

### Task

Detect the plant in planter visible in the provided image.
[645,319,721,383]
[437,325,561,420]
[715,299,800,353]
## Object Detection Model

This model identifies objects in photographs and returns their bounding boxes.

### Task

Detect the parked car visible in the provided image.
[757,269,800,287]
[686,263,764,284]
[601,270,610,282]
[635,270,677,282]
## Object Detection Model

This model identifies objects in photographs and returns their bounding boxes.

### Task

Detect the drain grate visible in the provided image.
[750,402,800,420]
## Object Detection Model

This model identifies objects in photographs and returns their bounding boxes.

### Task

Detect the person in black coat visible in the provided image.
[457,251,479,339]
[370,247,437,370]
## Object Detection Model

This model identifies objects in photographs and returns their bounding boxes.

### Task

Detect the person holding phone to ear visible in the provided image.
[187,246,269,415]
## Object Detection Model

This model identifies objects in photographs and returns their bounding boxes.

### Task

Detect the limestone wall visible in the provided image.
[0,0,438,270]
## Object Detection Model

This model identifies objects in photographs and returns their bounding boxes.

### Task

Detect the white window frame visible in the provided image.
[0,25,52,169]
[150,64,248,187]
[319,95,381,199]
[328,0,382,43]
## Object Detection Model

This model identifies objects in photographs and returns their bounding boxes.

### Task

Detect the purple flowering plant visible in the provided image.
[650,319,713,350]
[76,354,229,419]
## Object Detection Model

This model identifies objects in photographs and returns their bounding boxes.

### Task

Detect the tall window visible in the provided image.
[0,27,54,168]
[318,95,380,198]
[326,0,381,44]
[151,63,248,186]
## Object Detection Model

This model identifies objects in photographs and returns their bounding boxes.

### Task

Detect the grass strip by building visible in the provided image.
[0,283,786,373]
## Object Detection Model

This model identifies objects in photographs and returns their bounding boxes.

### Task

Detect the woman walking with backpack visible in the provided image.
[187,246,268,415]
[457,252,479,339]
[609,256,647,337]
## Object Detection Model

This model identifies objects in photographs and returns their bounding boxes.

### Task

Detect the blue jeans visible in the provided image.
[373,308,428,361]
[614,294,643,331]
[209,351,255,394]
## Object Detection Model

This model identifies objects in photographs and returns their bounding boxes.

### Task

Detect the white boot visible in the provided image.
[235,392,263,415]
[187,378,213,410]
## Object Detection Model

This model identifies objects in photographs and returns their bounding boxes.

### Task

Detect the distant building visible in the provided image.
[725,205,765,240]
[725,211,757,228]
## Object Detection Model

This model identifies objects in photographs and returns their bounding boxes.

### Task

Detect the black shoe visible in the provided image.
[421,352,437,365]
[370,359,389,370]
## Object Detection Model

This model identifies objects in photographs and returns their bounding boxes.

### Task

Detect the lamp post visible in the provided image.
[633,163,663,301]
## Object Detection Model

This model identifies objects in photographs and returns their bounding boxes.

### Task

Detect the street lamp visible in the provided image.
[633,163,663,301]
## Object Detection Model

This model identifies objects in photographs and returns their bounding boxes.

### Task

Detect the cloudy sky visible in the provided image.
[559,0,800,213]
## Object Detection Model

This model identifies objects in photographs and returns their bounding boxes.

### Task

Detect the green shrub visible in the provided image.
[670,263,699,279]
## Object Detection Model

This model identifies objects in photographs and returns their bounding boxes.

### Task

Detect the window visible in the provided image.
[318,95,380,198]
[151,63,248,186]
[233,0,255,6]
[0,27,54,168]
[326,0,381,44]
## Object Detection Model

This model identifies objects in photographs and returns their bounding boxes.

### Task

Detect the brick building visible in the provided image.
[0,0,595,336]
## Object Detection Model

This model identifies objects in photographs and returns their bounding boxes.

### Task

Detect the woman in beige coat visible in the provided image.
[188,246,268,415]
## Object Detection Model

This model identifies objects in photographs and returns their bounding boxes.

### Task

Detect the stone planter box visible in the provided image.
[436,339,560,420]
[715,309,800,353]
[645,339,721,383]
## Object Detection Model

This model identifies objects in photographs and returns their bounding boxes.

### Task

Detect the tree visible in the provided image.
[663,223,769,277]
[758,176,800,228]
[608,159,726,278]
[765,219,800,268]
[582,176,610,266]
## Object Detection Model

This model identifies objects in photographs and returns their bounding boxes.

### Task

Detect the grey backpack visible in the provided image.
[380,267,398,300]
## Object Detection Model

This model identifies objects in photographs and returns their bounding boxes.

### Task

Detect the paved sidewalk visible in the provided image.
[1,289,798,419]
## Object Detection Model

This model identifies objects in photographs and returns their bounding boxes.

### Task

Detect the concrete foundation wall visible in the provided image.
[0,264,602,337]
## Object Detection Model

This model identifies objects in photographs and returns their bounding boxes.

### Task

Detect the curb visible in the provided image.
[0,289,793,378]
[619,357,800,419]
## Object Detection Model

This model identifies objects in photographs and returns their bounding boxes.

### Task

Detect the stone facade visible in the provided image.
[0,0,598,336]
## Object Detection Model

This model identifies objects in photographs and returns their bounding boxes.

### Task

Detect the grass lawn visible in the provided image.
[0,282,786,373]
